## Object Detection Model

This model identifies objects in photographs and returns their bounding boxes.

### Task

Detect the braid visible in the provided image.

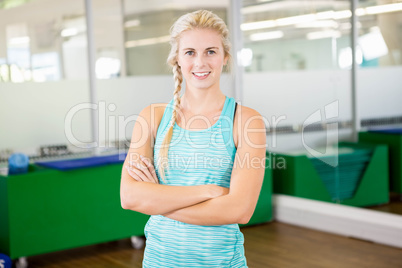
[158,62,182,182]
[171,62,182,128]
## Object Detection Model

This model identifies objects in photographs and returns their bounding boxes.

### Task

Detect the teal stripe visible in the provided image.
[143,96,248,268]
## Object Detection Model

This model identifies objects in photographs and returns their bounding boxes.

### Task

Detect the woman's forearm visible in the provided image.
[120,172,226,215]
[162,193,252,226]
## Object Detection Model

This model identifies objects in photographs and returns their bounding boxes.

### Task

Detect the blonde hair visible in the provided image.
[157,10,232,181]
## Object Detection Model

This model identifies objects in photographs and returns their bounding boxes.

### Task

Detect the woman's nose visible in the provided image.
[194,54,206,67]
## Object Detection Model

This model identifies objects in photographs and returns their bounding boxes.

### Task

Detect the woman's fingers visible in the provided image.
[128,159,158,184]
[140,155,159,183]
[128,161,153,183]
[125,165,144,182]
[128,162,152,182]
[125,154,159,184]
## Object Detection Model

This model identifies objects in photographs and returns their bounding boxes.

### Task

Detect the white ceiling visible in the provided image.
[123,0,229,15]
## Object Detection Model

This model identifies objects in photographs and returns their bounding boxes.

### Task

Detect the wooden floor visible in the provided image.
[366,193,402,216]
[26,221,402,268]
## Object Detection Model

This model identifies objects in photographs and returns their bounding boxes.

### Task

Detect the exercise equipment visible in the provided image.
[272,142,389,207]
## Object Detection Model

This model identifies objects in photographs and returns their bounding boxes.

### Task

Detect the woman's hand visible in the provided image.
[125,155,159,184]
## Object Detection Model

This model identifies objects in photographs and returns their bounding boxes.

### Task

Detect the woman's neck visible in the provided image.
[180,90,226,115]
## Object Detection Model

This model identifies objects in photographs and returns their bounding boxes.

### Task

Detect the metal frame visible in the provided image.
[228,0,244,102]
[351,0,360,141]
[84,0,100,155]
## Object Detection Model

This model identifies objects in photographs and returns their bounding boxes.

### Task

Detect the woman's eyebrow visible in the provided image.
[181,47,220,50]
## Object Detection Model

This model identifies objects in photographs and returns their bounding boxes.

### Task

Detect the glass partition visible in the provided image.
[123,0,227,75]
[357,0,402,68]
[0,0,87,82]
[241,0,351,72]
[0,0,230,157]
[0,0,92,157]
[356,0,402,214]
[240,0,352,155]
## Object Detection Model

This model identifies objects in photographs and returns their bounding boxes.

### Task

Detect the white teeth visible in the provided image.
[193,72,209,77]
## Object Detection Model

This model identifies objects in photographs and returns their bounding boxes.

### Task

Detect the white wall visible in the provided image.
[0,74,234,153]
[243,69,352,125]
[243,66,402,152]
[357,66,402,118]
[0,66,401,154]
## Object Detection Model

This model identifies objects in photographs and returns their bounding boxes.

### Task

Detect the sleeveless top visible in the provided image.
[142,96,248,268]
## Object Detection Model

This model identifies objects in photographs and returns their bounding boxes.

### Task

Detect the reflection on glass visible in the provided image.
[32,52,61,82]
[241,0,351,72]
[358,0,402,68]
[0,0,88,82]
[338,47,363,69]
[240,0,402,71]
[0,63,10,82]
[96,57,121,79]
[123,0,228,76]
[61,16,88,80]
[6,23,31,81]
[9,63,25,82]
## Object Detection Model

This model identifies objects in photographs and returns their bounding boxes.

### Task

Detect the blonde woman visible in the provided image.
[120,10,266,267]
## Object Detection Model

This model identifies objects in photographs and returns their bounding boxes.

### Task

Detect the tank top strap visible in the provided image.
[155,98,175,139]
[220,96,237,161]
[221,96,236,120]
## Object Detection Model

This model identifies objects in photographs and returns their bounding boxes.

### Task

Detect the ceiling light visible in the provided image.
[125,35,170,48]
[241,3,402,32]
[276,14,316,26]
[315,11,335,20]
[249,31,284,41]
[124,19,140,28]
[333,10,352,20]
[241,20,276,31]
[61,28,78,37]
[365,3,402,14]
[296,20,339,29]
[307,30,341,40]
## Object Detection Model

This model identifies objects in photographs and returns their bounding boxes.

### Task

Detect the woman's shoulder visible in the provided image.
[138,102,168,119]
[233,103,266,148]
[140,102,169,138]
[235,103,263,121]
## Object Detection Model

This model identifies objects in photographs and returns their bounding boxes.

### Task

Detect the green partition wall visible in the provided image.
[241,152,273,227]
[0,163,149,260]
[359,131,402,193]
[0,153,273,260]
[272,142,389,207]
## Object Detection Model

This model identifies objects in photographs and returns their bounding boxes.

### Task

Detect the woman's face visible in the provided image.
[177,28,227,92]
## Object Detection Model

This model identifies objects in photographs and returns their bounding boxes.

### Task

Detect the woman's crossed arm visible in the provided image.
[120,104,228,215]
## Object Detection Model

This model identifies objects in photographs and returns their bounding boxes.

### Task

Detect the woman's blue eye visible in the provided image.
[185,51,194,56]
[208,50,216,55]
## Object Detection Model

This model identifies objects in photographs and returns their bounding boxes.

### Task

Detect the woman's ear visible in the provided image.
[223,55,228,66]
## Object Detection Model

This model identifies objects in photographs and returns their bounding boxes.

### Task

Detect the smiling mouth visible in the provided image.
[192,72,211,77]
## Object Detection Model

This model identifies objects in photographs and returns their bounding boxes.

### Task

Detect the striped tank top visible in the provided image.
[142,95,248,267]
